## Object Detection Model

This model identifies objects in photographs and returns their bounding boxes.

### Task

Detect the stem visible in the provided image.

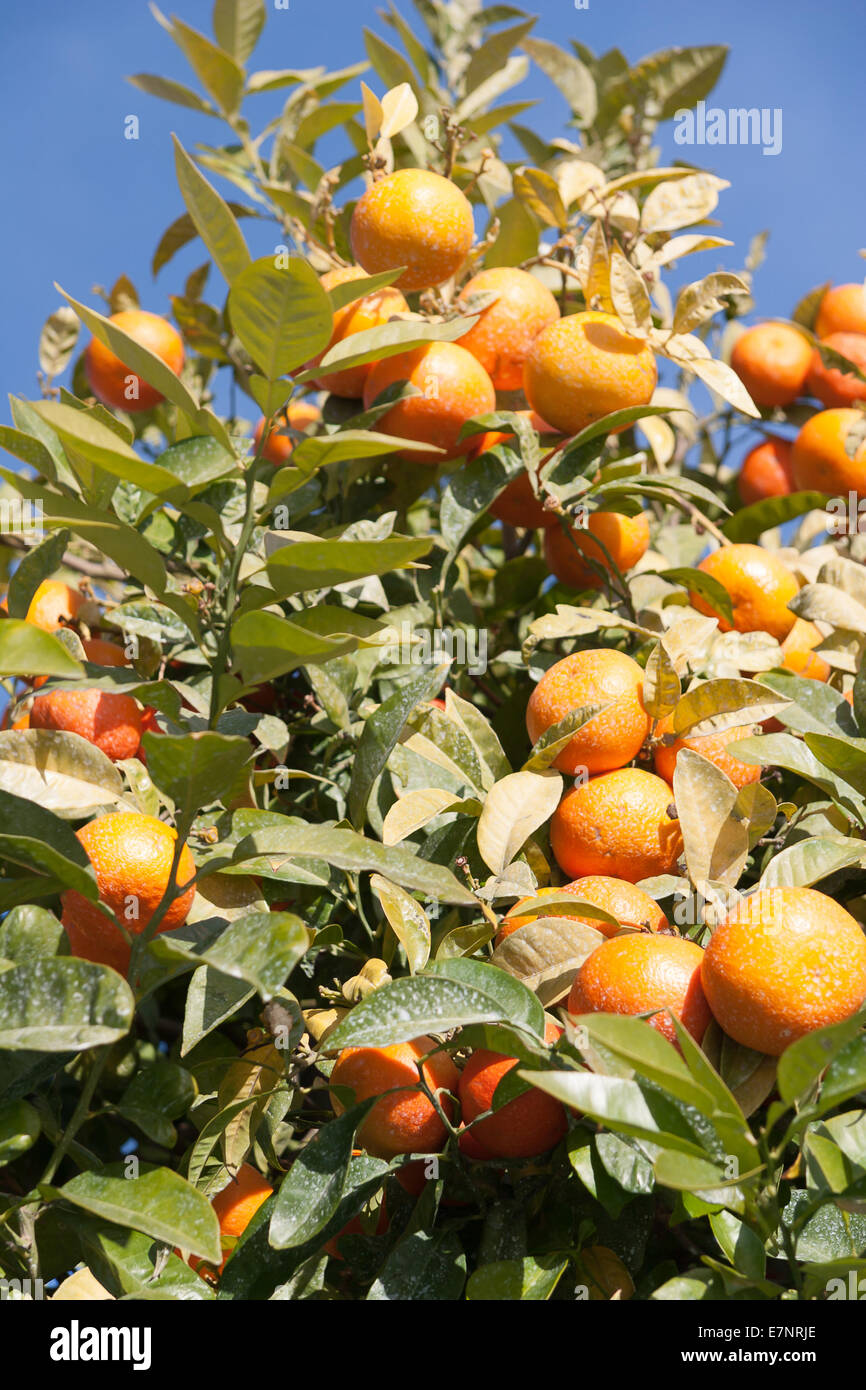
[40,1048,108,1186]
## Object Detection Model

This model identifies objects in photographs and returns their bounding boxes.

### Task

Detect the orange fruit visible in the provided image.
[30,688,142,761]
[525,648,650,775]
[737,438,794,507]
[208,1164,273,1274]
[815,283,866,338]
[350,169,474,293]
[476,410,558,528]
[82,637,129,667]
[730,322,811,407]
[455,267,560,390]
[701,887,866,1055]
[568,934,711,1045]
[329,1038,459,1159]
[806,332,866,408]
[692,543,799,641]
[85,310,184,413]
[60,812,196,974]
[544,510,650,589]
[252,400,320,465]
[524,311,657,436]
[24,579,83,632]
[652,714,761,790]
[324,1198,389,1259]
[362,341,495,464]
[497,876,668,946]
[305,266,409,398]
[550,768,682,883]
[791,407,866,497]
[458,1049,567,1159]
[780,617,831,682]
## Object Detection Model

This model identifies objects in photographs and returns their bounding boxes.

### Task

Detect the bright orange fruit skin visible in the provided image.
[458,1049,567,1159]
[306,266,409,398]
[526,648,650,776]
[30,688,143,761]
[350,169,474,293]
[85,310,184,412]
[524,311,657,436]
[209,1164,273,1273]
[60,812,196,974]
[652,715,761,790]
[701,887,866,1056]
[497,876,668,946]
[362,341,496,464]
[568,933,712,1045]
[456,267,560,390]
[693,543,799,641]
[815,283,866,339]
[544,511,650,589]
[730,322,811,407]
[252,401,321,465]
[329,1038,459,1159]
[737,438,794,507]
[24,580,83,632]
[791,407,866,497]
[550,768,682,883]
[806,332,866,408]
[780,617,831,682]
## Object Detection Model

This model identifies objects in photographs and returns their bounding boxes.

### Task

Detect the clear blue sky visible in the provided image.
[2,0,864,423]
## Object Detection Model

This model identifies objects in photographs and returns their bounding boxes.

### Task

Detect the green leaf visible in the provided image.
[31,401,190,501]
[266,535,431,600]
[367,1226,466,1300]
[709,1209,766,1280]
[143,732,251,829]
[0,1098,41,1161]
[325,974,504,1050]
[58,1165,221,1265]
[0,789,97,895]
[76,1216,213,1300]
[370,876,430,974]
[269,1101,376,1249]
[173,137,252,286]
[128,72,216,114]
[116,1060,197,1149]
[6,530,71,620]
[0,620,84,679]
[168,14,244,114]
[722,490,830,543]
[293,313,474,384]
[212,0,266,64]
[805,732,866,797]
[152,203,259,276]
[230,610,365,686]
[465,19,536,95]
[227,256,332,380]
[466,1253,567,1300]
[659,566,734,626]
[777,1013,866,1107]
[150,911,309,1001]
[348,661,449,827]
[512,167,568,229]
[427,957,545,1039]
[0,958,134,1051]
[0,905,64,964]
[522,36,597,124]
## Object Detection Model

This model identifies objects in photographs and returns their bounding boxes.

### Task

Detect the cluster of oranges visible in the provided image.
[731,285,866,508]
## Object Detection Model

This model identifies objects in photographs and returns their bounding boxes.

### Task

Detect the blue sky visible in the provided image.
[2,0,864,426]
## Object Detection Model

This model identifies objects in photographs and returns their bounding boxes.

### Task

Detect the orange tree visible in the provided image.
[1,0,866,1305]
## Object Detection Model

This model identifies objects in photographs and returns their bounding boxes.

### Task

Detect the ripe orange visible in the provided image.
[780,617,831,682]
[791,407,866,497]
[456,267,560,390]
[806,332,866,408]
[350,169,474,293]
[208,1164,273,1273]
[458,1049,567,1159]
[60,812,196,974]
[306,266,408,398]
[815,283,866,338]
[730,322,811,407]
[524,311,657,436]
[497,876,668,946]
[652,714,761,790]
[362,341,495,464]
[24,579,83,632]
[30,688,142,761]
[324,1197,389,1259]
[692,543,799,641]
[329,1038,459,1159]
[550,768,682,883]
[85,310,184,413]
[82,637,129,667]
[252,400,321,465]
[544,511,650,589]
[525,648,650,775]
[737,438,794,507]
[568,934,711,1045]
[701,887,866,1055]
